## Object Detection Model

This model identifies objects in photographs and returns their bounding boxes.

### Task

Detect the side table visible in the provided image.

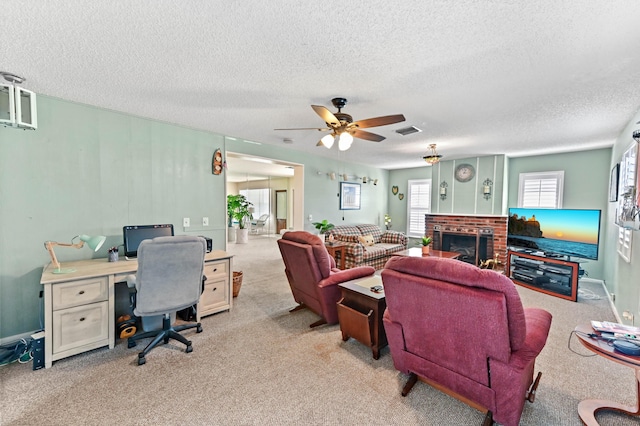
[574,323,640,425]
[337,275,387,359]
[325,242,345,270]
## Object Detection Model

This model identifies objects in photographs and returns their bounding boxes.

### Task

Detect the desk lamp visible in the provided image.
[44,234,107,274]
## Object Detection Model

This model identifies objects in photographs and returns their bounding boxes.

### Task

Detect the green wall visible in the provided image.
[604,108,640,323]
[0,96,227,339]
[386,166,432,246]
[389,150,611,279]
[225,139,390,232]
[507,148,611,279]
[0,96,392,340]
[388,156,505,246]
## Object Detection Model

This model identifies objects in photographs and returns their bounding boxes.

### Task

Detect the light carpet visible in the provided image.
[1,234,637,425]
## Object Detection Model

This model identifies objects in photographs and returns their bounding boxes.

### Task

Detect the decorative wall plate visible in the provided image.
[398,193,404,200]
[392,186,399,195]
[212,148,223,175]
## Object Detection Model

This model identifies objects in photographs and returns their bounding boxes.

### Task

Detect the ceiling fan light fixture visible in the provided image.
[337,132,354,151]
[423,144,442,165]
[320,134,335,149]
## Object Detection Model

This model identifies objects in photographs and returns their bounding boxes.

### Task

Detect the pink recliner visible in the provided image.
[277,231,376,327]
[382,256,552,426]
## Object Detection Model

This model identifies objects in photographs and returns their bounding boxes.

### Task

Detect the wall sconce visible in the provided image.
[373,179,378,186]
[329,172,336,180]
[362,176,368,184]
[483,179,493,200]
[44,234,107,274]
[342,173,348,181]
[0,71,37,129]
[439,181,448,200]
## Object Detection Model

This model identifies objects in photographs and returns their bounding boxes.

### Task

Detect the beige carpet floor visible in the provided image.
[1,234,638,425]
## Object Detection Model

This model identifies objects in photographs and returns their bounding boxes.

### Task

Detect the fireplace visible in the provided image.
[434,226,494,265]
[426,214,507,269]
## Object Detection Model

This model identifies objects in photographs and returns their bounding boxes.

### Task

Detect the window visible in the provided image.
[518,171,564,208]
[240,188,270,218]
[617,227,632,263]
[406,179,431,238]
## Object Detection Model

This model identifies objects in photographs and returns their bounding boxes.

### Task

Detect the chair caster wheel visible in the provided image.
[128,340,137,348]
[196,324,203,333]
[138,356,146,365]
[186,344,193,353]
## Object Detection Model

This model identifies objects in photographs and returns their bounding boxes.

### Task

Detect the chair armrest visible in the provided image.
[337,241,365,264]
[508,308,552,369]
[318,266,376,288]
[381,230,408,247]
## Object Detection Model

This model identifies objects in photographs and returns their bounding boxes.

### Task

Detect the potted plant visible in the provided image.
[420,236,432,255]
[384,214,392,230]
[312,219,335,235]
[227,194,253,244]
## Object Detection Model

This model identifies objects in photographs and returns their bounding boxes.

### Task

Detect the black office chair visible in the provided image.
[126,236,206,365]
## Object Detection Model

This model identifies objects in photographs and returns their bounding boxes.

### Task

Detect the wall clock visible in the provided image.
[455,163,475,182]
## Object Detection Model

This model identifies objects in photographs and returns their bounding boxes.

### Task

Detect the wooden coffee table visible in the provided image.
[574,323,640,425]
[337,275,387,359]
[392,247,460,259]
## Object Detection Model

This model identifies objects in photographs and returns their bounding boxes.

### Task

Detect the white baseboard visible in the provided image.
[0,330,41,346]
[584,278,622,323]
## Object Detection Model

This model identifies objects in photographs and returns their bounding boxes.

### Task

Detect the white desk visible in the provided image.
[40,250,233,368]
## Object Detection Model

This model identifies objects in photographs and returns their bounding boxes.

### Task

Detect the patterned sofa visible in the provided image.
[326,224,408,270]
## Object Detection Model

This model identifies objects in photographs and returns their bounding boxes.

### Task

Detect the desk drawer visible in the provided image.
[52,277,108,310]
[204,260,227,279]
[200,277,228,308]
[52,301,109,353]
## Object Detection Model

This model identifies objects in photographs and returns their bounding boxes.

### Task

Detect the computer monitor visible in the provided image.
[122,224,174,259]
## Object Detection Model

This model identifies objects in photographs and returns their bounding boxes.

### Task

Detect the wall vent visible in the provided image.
[395,125,422,136]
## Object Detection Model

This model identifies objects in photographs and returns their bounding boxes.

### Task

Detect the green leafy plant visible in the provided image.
[312,219,335,234]
[227,194,253,229]
[421,236,433,246]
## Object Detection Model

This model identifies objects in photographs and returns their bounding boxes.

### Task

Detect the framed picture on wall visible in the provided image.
[340,182,361,210]
[616,142,639,229]
[609,163,619,202]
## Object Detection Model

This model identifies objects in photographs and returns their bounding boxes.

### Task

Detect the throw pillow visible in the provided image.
[358,235,375,246]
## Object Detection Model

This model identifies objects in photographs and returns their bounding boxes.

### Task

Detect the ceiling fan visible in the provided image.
[275,97,406,151]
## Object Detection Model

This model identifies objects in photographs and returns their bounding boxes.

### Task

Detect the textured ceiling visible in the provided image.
[3,1,640,170]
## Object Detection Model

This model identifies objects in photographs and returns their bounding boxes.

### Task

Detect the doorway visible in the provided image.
[225,152,303,235]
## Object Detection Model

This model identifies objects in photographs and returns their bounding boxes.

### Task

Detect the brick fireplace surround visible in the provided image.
[425,214,508,270]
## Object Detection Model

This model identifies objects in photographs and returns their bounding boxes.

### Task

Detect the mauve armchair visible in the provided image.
[277,231,375,327]
[381,256,552,426]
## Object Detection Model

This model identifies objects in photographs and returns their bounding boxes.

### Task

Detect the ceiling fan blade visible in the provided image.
[351,129,385,142]
[352,114,406,129]
[274,127,331,131]
[311,105,341,127]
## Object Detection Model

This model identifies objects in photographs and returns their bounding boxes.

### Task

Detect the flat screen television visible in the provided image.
[507,208,601,260]
[123,224,174,259]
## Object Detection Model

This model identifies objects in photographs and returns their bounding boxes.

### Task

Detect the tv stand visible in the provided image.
[507,249,579,301]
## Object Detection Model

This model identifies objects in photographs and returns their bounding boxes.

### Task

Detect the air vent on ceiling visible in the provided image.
[395,125,422,136]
